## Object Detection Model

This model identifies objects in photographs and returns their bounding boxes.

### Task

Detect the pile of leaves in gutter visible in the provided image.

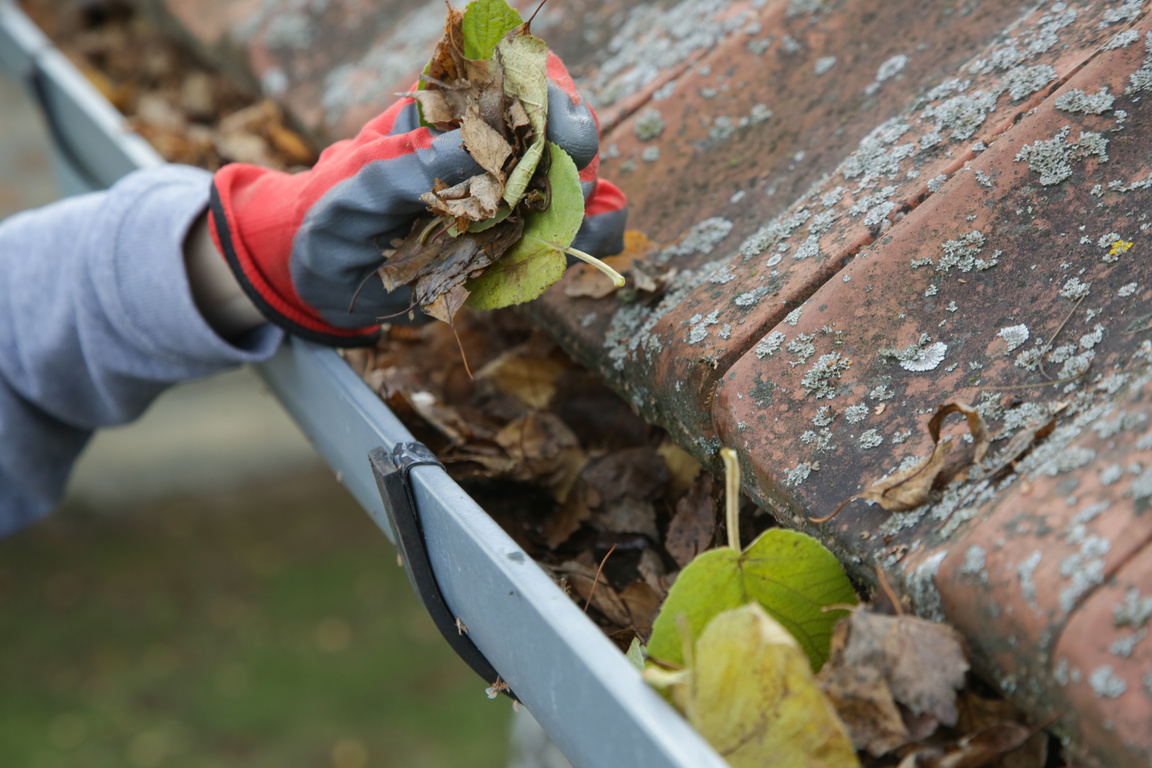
[344,308,731,644]
[19,0,315,172]
[346,313,1057,767]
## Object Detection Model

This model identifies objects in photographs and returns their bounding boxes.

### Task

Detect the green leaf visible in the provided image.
[465,142,585,309]
[647,529,857,672]
[462,0,522,61]
[496,30,548,208]
[646,604,859,768]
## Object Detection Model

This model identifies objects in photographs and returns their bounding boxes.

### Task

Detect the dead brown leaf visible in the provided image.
[665,472,715,569]
[819,607,969,751]
[475,350,567,410]
[553,558,632,627]
[813,401,991,523]
[618,580,663,634]
[595,496,659,539]
[541,481,599,549]
[461,107,514,181]
[495,412,586,502]
[420,173,504,223]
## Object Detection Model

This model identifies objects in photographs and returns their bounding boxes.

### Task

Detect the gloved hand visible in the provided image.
[208,52,629,347]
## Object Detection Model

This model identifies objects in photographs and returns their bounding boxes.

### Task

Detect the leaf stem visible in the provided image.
[721,448,740,551]
[565,247,626,287]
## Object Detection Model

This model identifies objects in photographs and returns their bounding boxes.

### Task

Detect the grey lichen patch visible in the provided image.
[793,235,821,261]
[813,406,835,427]
[641,146,661,163]
[709,115,736,143]
[1059,534,1110,613]
[961,544,988,584]
[749,104,773,124]
[734,286,770,307]
[1004,64,1058,101]
[998,324,1030,352]
[886,337,948,373]
[1118,282,1138,297]
[1101,0,1144,29]
[845,404,869,424]
[927,174,949,193]
[1017,550,1043,614]
[838,118,915,183]
[905,550,947,622]
[1110,629,1146,657]
[1088,665,1127,698]
[660,218,734,262]
[1100,463,1124,485]
[784,307,804,326]
[921,88,999,142]
[869,384,894,401]
[801,353,851,399]
[784,460,815,487]
[858,429,883,450]
[634,108,666,141]
[865,54,908,95]
[588,0,749,107]
[935,230,995,273]
[1055,88,1115,115]
[738,209,811,261]
[750,373,776,406]
[687,309,720,344]
[787,333,817,363]
[814,56,837,76]
[1104,29,1140,50]
[1014,126,1110,186]
[1114,587,1152,628]
[1060,276,1091,301]
[755,331,786,359]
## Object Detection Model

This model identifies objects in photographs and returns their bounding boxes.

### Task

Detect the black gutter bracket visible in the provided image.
[368,443,517,701]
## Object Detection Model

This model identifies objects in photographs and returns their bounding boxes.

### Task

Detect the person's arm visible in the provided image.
[0,165,283,533]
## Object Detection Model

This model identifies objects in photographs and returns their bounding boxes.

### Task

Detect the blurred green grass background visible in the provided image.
[0,470,510,768]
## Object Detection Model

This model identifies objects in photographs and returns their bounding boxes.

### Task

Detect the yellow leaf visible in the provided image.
[649,604,859,768]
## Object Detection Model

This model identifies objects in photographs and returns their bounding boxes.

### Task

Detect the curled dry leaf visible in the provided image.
[813,401,991,523]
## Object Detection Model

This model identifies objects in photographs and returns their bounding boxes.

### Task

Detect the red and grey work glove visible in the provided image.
[208,53,628,346]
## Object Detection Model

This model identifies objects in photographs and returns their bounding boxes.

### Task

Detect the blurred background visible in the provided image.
[0,70,511,768]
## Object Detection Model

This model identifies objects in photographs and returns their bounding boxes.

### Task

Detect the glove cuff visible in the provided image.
[209,168,379,347]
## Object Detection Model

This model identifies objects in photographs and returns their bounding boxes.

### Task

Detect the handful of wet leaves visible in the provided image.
[367,0,622,326]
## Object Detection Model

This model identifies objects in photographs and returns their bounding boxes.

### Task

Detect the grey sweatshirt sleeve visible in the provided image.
[0,164,285,534]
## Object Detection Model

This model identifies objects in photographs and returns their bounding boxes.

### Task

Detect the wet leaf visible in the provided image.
[646,604,859,768]
[648,529,857,672]
[465,143,584,309]
[462,0,522,61]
